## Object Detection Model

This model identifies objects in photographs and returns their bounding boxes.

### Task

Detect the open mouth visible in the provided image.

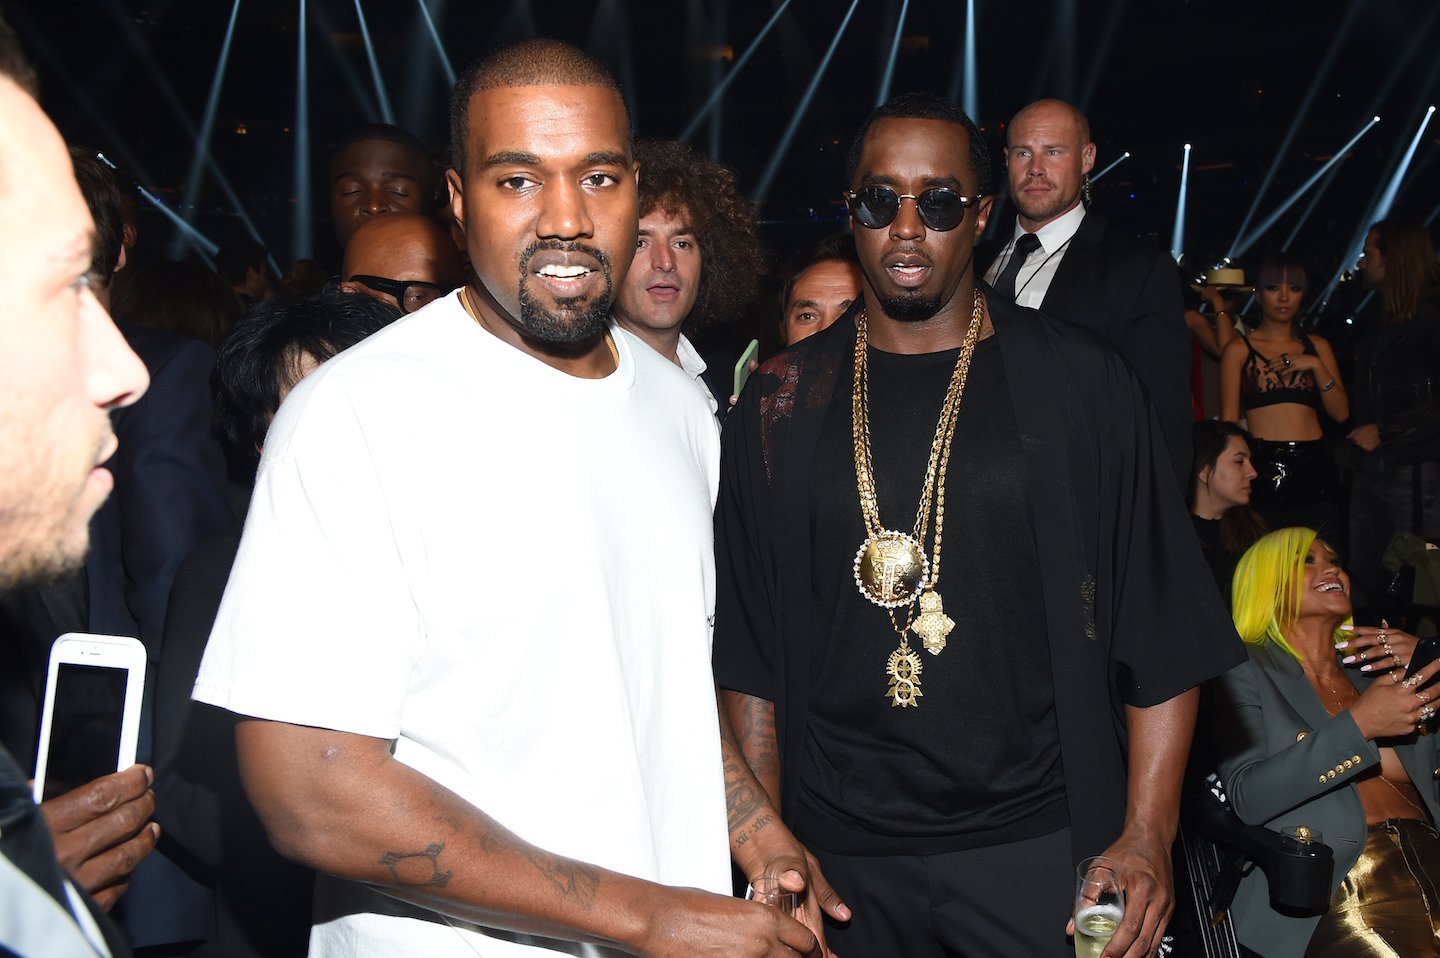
[884,251,933,288]
[1316,581,1345,593]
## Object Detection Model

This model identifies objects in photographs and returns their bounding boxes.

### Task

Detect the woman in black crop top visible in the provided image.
[1219,254,1348,536]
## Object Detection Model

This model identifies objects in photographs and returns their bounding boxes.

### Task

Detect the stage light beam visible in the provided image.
[679,0,792,144]
[876,0,911,107]
[1232,115,1380,258]
[416,0,455,86]
[753,0,862,204]
[1089,151,1129,185]
[175,0,242,256]
[293,0,312,259]
[1316,106,1436,311]
[1170,143,1192,263]
[353,0,395,125]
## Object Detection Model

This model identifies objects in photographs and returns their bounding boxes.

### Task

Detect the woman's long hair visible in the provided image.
[1231,527,1352,660]
[1189,420,1266,553]
[1370,218,1440,325]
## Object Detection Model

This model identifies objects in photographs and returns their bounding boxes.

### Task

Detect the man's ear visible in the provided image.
[1081,143,1097,176]
[972,195,995,238]
[445,168,466,236]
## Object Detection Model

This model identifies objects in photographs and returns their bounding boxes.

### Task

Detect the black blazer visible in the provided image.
[984,211,1192,489]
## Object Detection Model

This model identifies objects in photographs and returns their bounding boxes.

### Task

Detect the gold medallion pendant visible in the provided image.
[911,590,956,655]
[854,531,930,608]
[886,645,924,708]
[851,290,986,708]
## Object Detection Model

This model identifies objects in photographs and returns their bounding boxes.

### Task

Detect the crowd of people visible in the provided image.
[0,16,1438,958]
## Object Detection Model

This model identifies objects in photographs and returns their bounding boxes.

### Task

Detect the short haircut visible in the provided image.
[68,147,123,286]
[844,92,992,195]
[0,14,38,97]
[1231,527,1351,659]
[111,260,243,347]
[449,37,630,174]
[1369,217,1440,324]
[635,138,765,331]
[330,123,432,169]
[214,239,270,286]
[1256,252,1308,292]
[1008,99,1091,148]
[780,234,859,310]
[213,288,397,451]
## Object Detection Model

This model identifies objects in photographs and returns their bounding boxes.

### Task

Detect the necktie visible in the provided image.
[993,232,1042,302]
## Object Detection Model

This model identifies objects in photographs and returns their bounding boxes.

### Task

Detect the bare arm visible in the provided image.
[1090,689,1197,958]
[1218,339,1246,423]
[716,690,850,953]
[235,719,818,958]
[721,690,781,808]
[1311,336,1349,423]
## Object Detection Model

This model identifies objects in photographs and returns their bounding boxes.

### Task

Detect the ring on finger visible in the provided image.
[1403,675,1421,688]
[1359,650,1368,661]
[1418,690,1431,704]
[1393,670,1405,684]
[1423,705,1435,721]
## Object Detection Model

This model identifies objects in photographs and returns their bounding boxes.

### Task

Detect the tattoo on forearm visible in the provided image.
[525,849,600,911]
[738,699,780,783]
[724,752,765,835]
[378,843,453,887]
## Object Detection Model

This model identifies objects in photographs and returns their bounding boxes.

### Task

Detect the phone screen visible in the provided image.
[41,662,127,801]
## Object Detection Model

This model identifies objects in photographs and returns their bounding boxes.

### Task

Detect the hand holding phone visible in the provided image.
[733,339,760,399]
[40,764,159,910]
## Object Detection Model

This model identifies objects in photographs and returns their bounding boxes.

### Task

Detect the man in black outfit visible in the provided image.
[713,93,1243,957]
[983,98,1192,487]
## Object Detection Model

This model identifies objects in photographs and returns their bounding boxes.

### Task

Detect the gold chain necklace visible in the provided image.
[852,288,984,708]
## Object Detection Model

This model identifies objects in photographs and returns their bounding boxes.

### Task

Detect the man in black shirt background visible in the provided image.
[714,92,1243,957]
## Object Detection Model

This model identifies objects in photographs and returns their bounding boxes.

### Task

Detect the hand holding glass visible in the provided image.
[1074,856,1124,958]
[746,875,799,915]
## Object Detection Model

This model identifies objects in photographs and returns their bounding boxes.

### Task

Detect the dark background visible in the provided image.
[10,0,1440,322]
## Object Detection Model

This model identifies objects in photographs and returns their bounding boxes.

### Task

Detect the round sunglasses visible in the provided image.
[845,187,984,232]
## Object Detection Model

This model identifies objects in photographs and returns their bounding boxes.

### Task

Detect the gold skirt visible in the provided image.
[1306,819,1440,957]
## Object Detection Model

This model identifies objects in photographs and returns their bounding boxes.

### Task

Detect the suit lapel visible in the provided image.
[1254,642,1335,731]
[1040,213,1103,312]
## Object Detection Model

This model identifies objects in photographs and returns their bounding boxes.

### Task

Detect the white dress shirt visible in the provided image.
[983,203,1088,309]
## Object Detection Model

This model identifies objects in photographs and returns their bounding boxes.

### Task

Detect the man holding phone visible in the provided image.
[611,138,766,421]
[0,16,154,957]
[195,39,831,958]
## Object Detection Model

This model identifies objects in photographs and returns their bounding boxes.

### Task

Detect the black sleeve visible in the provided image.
[1104,355,1247,707]
[712,376,779,702]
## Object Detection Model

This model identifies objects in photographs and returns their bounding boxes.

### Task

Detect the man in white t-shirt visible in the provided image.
[193,38,824,958]
[612,139,766,420]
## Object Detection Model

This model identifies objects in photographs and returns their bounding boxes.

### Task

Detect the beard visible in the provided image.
[515,241,615,344]
[877,290,944,322]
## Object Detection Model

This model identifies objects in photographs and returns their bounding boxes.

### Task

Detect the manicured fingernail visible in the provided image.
[1335,641,1350,648]
[1361,664,1373,672]
[1340,625,1355,631]
[143,766,154,784]
[1341,655,1357,664]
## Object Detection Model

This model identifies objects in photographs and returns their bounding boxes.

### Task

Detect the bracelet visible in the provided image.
[1321,378,1337,392]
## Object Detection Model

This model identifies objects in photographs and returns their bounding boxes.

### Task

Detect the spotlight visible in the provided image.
[680,0,792,144]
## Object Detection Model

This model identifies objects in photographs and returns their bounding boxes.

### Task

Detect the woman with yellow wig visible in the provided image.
[1207,527,1440,957]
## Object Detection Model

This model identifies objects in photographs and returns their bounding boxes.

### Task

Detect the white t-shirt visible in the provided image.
[194,292,729,957]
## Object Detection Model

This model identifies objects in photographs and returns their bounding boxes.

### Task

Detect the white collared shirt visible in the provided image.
[983,203,1087,308]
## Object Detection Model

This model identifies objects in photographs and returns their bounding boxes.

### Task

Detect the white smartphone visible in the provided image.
[32,633,147,803]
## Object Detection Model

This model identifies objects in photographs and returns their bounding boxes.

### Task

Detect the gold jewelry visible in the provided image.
[852,289,984,707]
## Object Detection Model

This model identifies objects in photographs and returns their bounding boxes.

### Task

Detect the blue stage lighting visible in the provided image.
[354,0,395,125]
[1170,144,1191,262]
[293,0,312,259]
[1089,151,1130,185]
[679,0,792,144]
[876,0,911,107]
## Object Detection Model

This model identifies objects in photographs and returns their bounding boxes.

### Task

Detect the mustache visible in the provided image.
[518,240,613,272]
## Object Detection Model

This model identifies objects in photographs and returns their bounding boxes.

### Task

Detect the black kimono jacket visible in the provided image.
[712,290,1245,864]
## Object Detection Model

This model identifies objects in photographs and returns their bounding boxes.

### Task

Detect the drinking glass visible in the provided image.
[745,876,799,915]
[1073,856,1125,958]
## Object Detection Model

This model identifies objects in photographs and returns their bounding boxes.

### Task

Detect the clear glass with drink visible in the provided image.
[745,875,799,915]
[1073,856,1124,958]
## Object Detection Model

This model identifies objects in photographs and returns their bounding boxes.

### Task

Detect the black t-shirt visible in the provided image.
[795,336,1067,855]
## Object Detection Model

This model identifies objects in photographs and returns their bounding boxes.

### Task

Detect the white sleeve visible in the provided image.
[193,379,423,739]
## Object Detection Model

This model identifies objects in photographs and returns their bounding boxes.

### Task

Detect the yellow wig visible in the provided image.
[1231,527,1353,660]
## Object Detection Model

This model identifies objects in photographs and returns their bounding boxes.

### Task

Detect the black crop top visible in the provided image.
[1240,333,1321,412]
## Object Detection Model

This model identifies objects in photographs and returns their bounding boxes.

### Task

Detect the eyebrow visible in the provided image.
[480,150,632,171]
[333,169,420,184]
[859,172,967,190]
[50,229,95,271]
